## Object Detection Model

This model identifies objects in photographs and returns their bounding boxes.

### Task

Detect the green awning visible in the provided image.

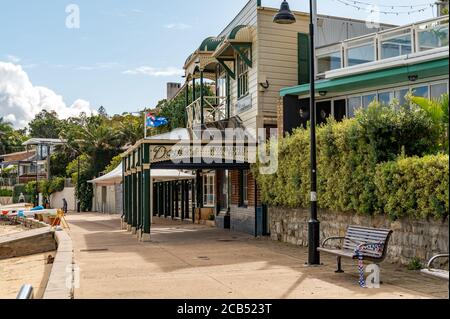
[280,58,449,97]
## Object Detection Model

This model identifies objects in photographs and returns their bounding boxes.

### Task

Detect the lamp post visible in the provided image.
[274,0,320,265]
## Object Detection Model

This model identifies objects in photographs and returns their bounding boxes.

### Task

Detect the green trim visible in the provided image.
[298,33,310,85]
[231,43,252,68]
[228,25,248,40]
[142,168,151,234]
[281,58,449,97]
[198,37,223,52]
[217,58,236,80]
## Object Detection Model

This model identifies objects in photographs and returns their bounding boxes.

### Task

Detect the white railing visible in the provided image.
[316,16,449,76]
[186,96,228,128]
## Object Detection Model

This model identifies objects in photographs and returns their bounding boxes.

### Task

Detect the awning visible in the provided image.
[184,37,223,80]
[280,56,449,97]
[89,163,195,185]
[213,25,254,79]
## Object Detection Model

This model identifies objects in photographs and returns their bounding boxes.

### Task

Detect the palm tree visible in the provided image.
[410,94,449,153]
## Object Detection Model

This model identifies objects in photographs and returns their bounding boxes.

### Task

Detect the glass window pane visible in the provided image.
[347,96,362,118]
[378,92,394,105]
[380,34,412,59]
[347,43,375,66]
[362,94,377,108]
[417,22,449,51]
[430,83,448,100]
[412,86,429,98]
[317,51,341,73]
[395,88,409,106]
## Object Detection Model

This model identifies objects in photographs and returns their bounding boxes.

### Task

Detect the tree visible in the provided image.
[410,94,449,153]
[0,118,27,155]
[28,110,64,138]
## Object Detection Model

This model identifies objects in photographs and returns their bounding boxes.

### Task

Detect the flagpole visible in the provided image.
[144,110,147,139]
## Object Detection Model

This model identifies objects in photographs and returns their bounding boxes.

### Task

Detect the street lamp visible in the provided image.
[274,0,320,265]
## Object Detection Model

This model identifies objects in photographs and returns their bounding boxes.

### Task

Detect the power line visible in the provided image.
[334,0,437,15]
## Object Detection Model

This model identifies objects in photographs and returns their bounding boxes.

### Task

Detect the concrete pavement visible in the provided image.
[66,213,448,299]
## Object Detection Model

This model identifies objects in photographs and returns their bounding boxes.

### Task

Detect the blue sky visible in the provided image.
[0,0,439,127]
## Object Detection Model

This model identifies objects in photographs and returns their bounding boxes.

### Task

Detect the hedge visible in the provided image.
[254,104,448,220]
[375,155,449,220]
[0,189,13,197]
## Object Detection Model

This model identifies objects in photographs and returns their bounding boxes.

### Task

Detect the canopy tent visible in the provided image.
[89,163,195,186]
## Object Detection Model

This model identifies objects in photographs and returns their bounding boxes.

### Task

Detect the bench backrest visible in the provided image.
[343,226,392,259]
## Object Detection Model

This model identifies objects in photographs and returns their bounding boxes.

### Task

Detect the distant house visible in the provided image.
[0,138,66,186]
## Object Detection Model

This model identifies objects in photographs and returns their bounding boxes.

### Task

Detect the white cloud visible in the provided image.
[131,9,145,14]
[165,23,192,30]
[0,62,96,129]
[123,66,184,77]
[5,55,21,63]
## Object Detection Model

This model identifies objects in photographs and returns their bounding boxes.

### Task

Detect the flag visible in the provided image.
[146,113,168,128]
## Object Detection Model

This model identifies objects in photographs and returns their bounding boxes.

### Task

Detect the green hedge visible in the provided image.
[255,104,448,220]
[0,189,13,197]
[375,155,449,220]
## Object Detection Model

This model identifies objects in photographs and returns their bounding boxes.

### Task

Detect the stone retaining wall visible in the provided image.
[269,207,449,265]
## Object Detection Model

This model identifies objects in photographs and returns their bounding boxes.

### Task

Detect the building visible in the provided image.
[121,0,395,240]
[0,138,66,186]
[167,82,182,101]
[279,15,449,135]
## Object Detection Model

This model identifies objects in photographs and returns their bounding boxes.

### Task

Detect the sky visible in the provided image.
[0,0,440,128]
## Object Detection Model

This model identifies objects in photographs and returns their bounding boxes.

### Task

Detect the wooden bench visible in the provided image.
[318,225,393,273]
[421,254,449,281]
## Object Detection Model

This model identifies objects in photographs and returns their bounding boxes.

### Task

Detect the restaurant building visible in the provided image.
[121,0,393,240]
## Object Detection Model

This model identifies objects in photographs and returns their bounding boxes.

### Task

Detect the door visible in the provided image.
[333,99,347,121]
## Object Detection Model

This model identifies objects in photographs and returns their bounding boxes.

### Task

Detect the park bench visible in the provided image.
[421,254,449,281]
[318,225,393,273]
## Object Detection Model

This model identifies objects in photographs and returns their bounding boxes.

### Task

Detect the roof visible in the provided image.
[22,138,66,146]
[198,37,223,52]
[89,163,195,185]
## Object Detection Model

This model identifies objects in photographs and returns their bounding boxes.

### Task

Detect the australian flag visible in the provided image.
[146,113,168,128]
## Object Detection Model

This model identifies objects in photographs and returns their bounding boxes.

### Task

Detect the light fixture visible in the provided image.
[408,75,418,82]
[319,91,327,97]
[273,1,296,24]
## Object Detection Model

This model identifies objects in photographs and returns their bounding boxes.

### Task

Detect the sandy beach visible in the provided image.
[0,252,55,299]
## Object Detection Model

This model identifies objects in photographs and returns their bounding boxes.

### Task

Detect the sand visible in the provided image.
[0,252,55,299]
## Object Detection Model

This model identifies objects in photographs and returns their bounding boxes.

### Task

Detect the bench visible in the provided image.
[421,254,449,281]
[318,225,393,273]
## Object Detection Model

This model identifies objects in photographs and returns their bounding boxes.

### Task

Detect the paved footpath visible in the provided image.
[66,213,448,299]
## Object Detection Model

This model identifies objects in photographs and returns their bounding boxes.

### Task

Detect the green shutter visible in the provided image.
[298,33,310,85]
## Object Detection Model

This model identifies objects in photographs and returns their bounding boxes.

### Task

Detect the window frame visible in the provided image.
[203,173,216,208]
[237,48,250,99]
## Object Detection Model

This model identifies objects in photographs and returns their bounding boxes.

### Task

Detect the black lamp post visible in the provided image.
[274,0,320,265]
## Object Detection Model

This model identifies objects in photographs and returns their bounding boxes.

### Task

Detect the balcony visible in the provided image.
[186,96,228,128]
[316,16,449,77]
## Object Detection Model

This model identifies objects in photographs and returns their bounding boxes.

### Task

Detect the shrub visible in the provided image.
[255,103,446,219]
[0,189,13,197]
[374,154,449,220]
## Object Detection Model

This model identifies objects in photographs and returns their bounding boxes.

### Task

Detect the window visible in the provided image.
[217,65,227,98]
[346,41,375,67]
[378,91,394,105]
[394,88,409,106]
[417,20,449,52]
[430,82,448,100]
[241,170,249,206]
[380,30,412,60]
[317,51,342,74]
[362,94,377,108]
[347,96,362,118]
[203,173,215,207]
[237,49,250,98]
[411,86,429,98]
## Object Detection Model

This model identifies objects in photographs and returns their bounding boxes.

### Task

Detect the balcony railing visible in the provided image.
[186,96,228,128]
[316,16,449,76]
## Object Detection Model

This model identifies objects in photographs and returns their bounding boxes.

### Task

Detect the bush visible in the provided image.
[0,189,13,197]
[374,154,449,220]
[255,103,446,219]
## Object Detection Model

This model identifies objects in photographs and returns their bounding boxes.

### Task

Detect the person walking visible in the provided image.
[62,198,68,215]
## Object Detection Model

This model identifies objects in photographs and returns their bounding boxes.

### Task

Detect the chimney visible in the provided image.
[167,82,181,101]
